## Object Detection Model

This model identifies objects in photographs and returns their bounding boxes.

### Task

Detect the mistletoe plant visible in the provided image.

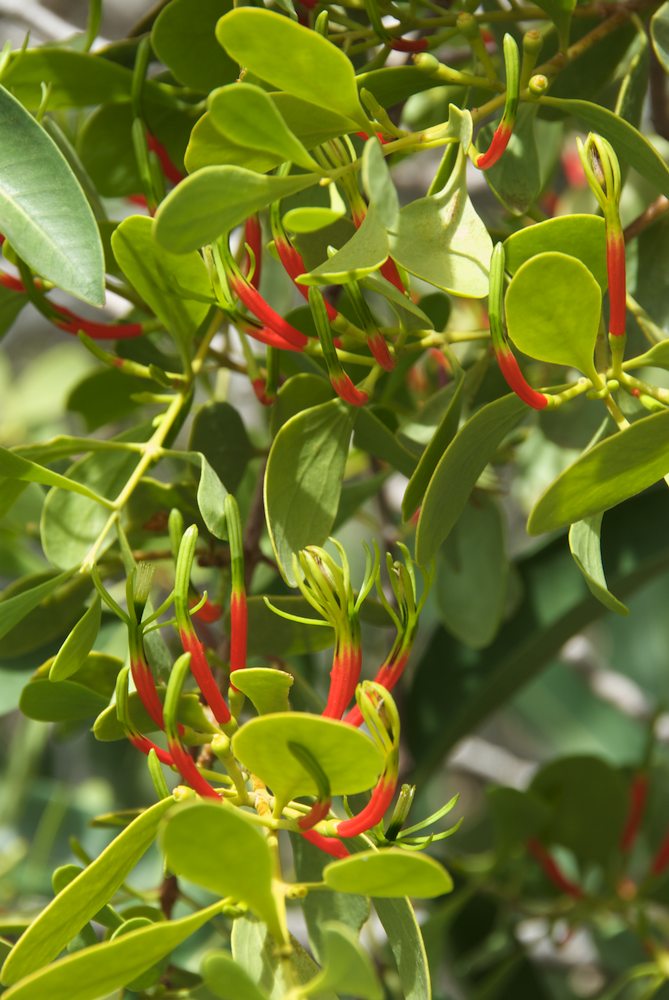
[3,0,669,996]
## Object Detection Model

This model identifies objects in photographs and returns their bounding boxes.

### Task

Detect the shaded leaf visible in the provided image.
[569,514,628,615]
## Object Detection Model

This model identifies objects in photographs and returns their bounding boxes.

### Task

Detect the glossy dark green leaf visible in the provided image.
[651,1,669,72]
[354,408,417,479]
[201,951,269,1000]
[631,215,669,331]
[160,802,282,939]
[152,0,237,92]
[269,374,332,437]
[216,8,367,128]
[505,252,602,379]
[0,797,175,986]
[0,902,221,1000]
[78,104,142,197]
[154,167,317,253]
[189,402,253,495]
[229,668,293,714]
[0,85,103,305]
[48,595,101,681]
[208,84,318,171]
[530,756,628,866]
[265,399,356,584]
[528,411,669,534]
[503,214,607,291]
[112,216,212,341]
[415,395,527,566]
[409,490,669,773]
[403,377,464,519]
[569,514,628,615]
[0,572,92,659]
[232,713,384,802]
[391,150,492,298]
[540,95,669,197]
[436,495,509,649]
[479,105,542,216]
[67,368,150,432]
[323,849,453,898]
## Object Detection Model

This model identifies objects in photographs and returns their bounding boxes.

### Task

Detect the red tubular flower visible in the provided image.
[476,35,519,172]
[301,829,350,857]
[476,123,513,171]
[330,372,369,408]
[496,347,549,410]
[322,642,363,720]
[130,654,165,730]
[271,208,339,321]
[337,773,398,837]
[252,377,276,405]
[166,735,220,799]
[390,36,428,52]
[225,495,248,688]
[0,272,25,293]
[620,773,649,853]
[651,834,669,876]
[298,799,332,831]
[179,629,231,726]
[242,322,303,352]
[146,132,184,186]
[129,734,174,767]
[230,272,308,350]
[356,131,392,145]
[345,650,409,727]
[527,838,583,898]
[191,597,222,624]
[606,229,626,338]
[366,330,394,372]
[244,215,263,291]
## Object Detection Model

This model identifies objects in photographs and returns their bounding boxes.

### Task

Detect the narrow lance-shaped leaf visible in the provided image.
[0,84,104,305]
[48,594,102,681]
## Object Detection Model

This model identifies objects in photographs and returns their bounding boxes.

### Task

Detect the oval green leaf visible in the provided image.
[0,85,103,305]
[265,398,356,584]
[216,9,367,128]
[505,251,602,378]
[208,84,318,171]
[202,951,269,1000]
[503,214,607,290]
[154,166,317,254]
[0,797,175,986]
[160,802,281,938]
[152,0,237,92]
[229,667,293,715]
[528,410,669,534]
[323,849,453,899]
[231,713,384,801]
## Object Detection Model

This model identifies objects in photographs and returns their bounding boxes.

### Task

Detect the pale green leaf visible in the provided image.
[503,214,607,291]
[229,667,293,714]
[323,849,453,898]
[201,951,269,1000]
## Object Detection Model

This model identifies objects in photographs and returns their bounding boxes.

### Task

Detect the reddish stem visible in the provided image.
[527,838,583,898]
[390,37,428,52]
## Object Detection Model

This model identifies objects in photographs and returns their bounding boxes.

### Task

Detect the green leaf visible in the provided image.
[185,111,278,174]
[196,454,229,540]
[0,85,103,305]
[283,207,345,233]
[231,713,384,802]
[415,395,527,565]
[77,104,142,198]
[94,689,217,741]
[111,216,212,341]
[528,411,669,534]
[298,204,390,286]
[216,8,367,128]
[479,106,542,216]
[0,446,112,506]
[291,835,370,959]
[48,595,101,681]
[616,35,649,133]
[505,251,602,379]
[265,398,356,584]
[391,149,492,298]
[152,0,237,92]
[323,849,453,898]
[0,569,75,642]
[436,495,509,649]
[270,374,332,437]
[540,95,669,197]
[569,514,628,615]
[272,93,357,148]
[533,0,575,49]
[362,139,399,231]
[154,166,317,253]
[67,368,150,432]
[160,802,282,939]
[0,797,175,986]
[0,571,93,660]
[354,408,417,479]
[2,49,138,108]
[530,756,628,866]
[201,951,269,1000]
[0,902,221,1000]
[231,917,334,1000]
[373,897,432,1000]
[304,922,382,999]
[189,402,253,495]
[503,214,607,291]
[229,667,293,714]
[20,653,122,722]
[41,450,139,569]
[403,377,464,519]
[488,787,550,856]
[651,1,669,72]
[208,84,318,171]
